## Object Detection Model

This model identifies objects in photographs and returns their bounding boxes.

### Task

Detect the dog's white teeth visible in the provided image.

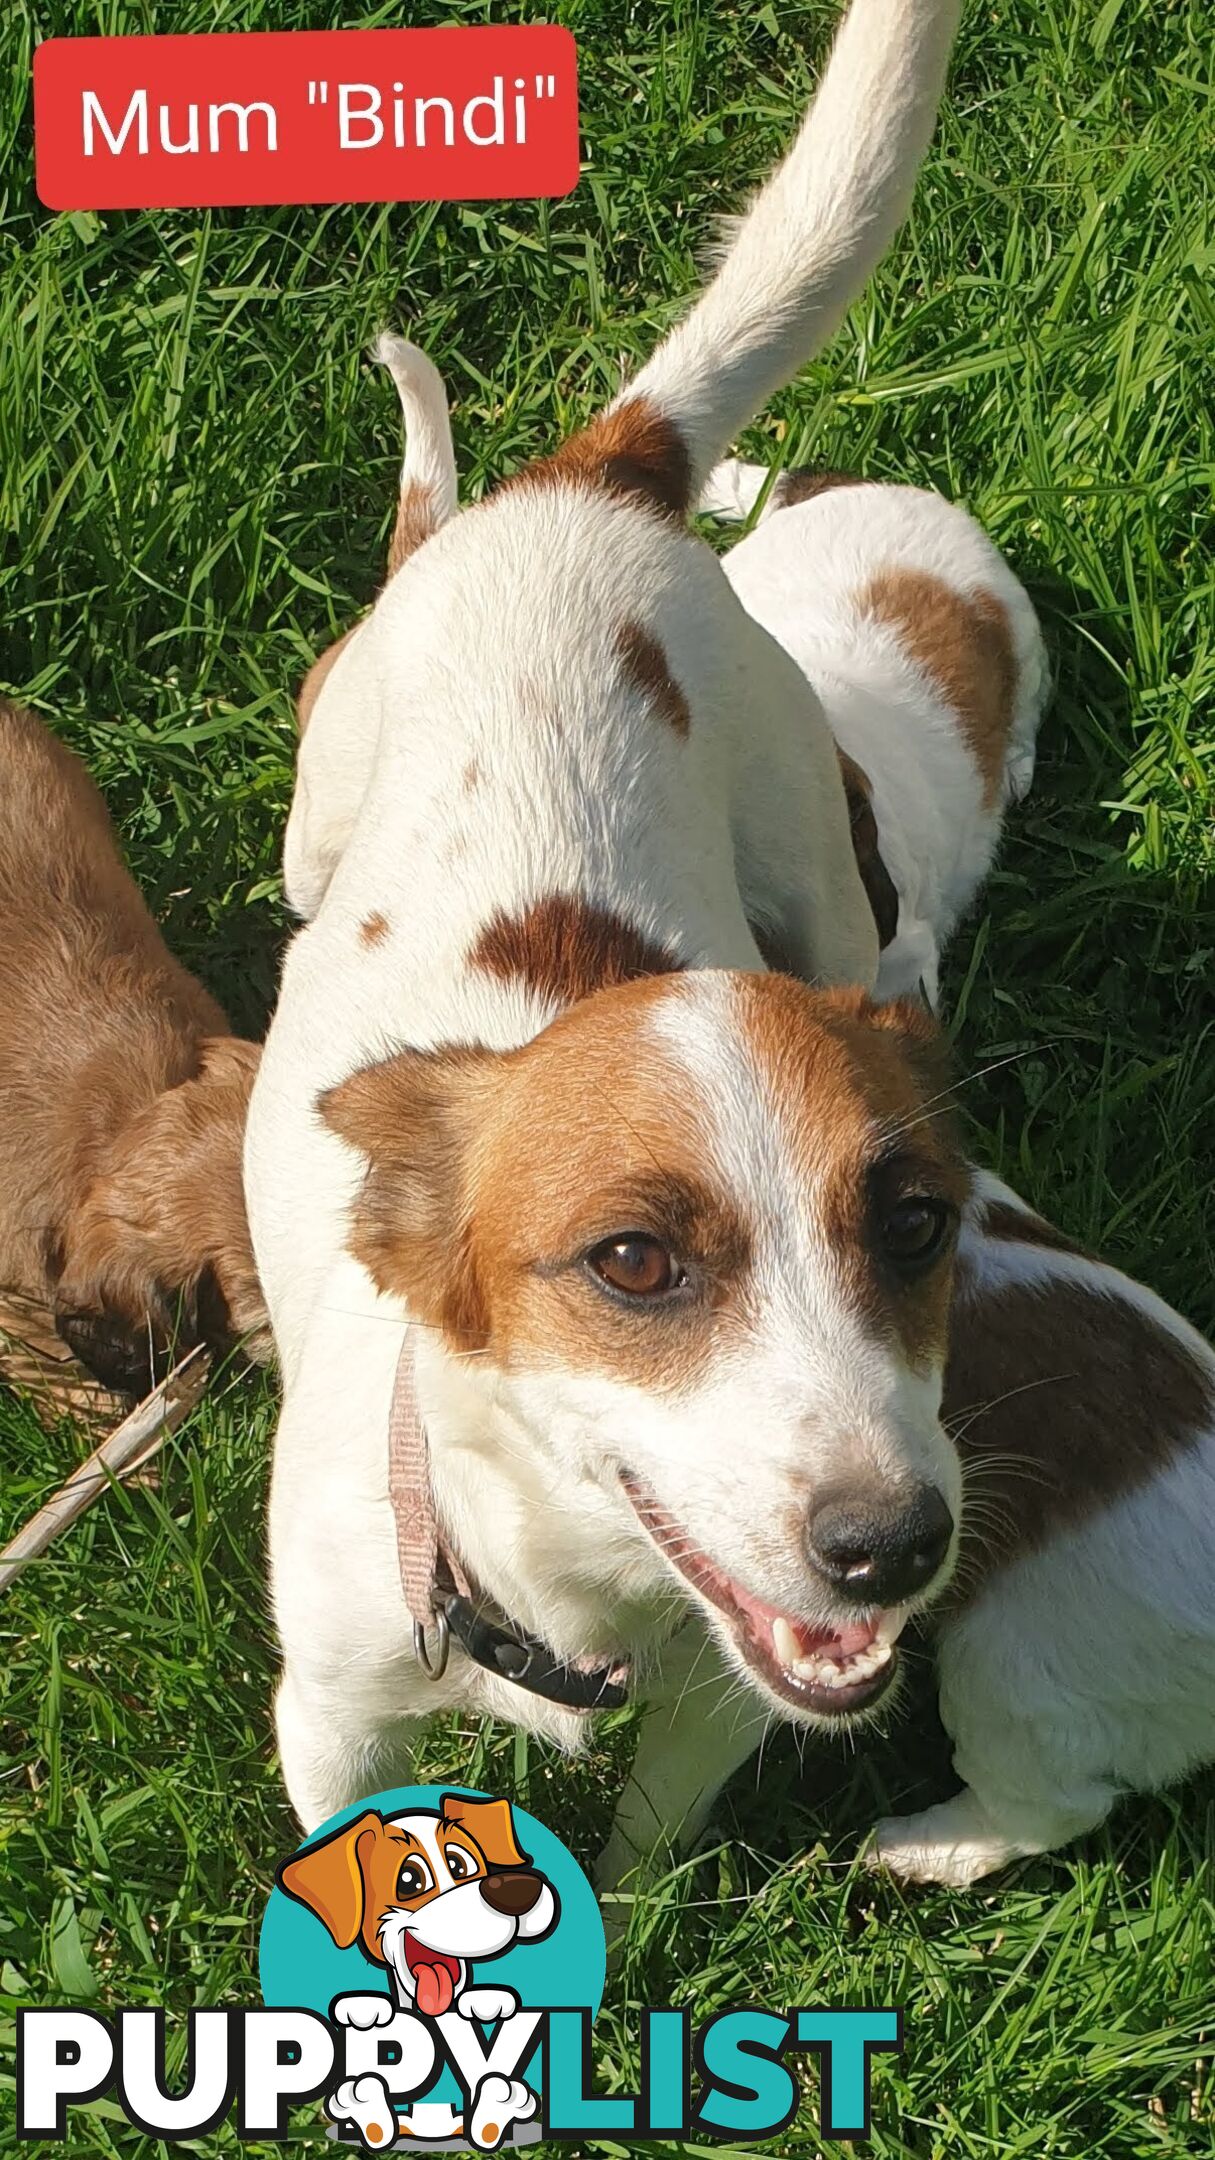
[877,1606,909,1646]
[772,1614,897,1689]
[790,1639,893,1689]
[793,1654,845,1688]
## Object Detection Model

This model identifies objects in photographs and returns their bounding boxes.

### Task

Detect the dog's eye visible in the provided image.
[586,1235,682,1300]
[443,1844,477,1881]
[396,1856,434,1901]
[880,1195,952,1269]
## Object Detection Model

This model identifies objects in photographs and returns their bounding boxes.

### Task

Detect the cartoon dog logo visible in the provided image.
[278,1793,558,2150]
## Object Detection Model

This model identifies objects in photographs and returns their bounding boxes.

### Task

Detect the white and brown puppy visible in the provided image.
[0,700,269,1398]
[701,460,1048,1005]
[280,1792,556,2015]
[281,1793,552,2150]
[867,1173,1215,1885]
[246,0,969,1835]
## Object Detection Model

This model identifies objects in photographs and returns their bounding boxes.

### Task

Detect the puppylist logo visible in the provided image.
[17,1783,903,2148]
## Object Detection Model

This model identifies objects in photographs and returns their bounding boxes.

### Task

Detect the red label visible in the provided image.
[33,26,580,211]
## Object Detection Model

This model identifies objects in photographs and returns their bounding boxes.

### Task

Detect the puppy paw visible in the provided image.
[863,1797,1022,1887]
[331,1991,396,2030]
[469,2073,537,2150]
[457,1985,519,2024]
[327,2072,399,2149]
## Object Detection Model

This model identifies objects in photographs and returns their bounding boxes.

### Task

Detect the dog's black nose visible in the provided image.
[481,1870,543,1917]
[806,1484,953,1605]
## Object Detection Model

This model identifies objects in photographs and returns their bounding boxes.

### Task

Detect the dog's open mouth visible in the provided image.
[621,1473,904,1716]
[404,1937,462,2017]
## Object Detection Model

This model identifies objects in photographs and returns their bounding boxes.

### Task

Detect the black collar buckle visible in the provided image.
[441,1594,628,1712]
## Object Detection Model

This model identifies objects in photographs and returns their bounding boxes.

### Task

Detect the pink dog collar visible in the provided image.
[388,1333,629,1711]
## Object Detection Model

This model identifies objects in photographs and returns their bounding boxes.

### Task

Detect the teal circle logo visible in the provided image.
[259,1785,604,2150]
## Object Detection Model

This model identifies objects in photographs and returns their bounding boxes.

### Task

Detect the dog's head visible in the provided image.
[50,1035,270,1396]
[279,1794,558,2013]
[322,971,969,1725]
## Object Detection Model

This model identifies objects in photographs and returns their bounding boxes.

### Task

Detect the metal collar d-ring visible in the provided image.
[412,1609,450,1682]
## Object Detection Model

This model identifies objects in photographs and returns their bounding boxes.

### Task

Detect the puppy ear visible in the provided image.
[439,1795,530,1871]
[319,1047,500,1347]
[196,1034,261,1087]
[277,1811,384,1948]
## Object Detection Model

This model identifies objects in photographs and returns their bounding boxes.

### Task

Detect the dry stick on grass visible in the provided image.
[0,1345,211,1596]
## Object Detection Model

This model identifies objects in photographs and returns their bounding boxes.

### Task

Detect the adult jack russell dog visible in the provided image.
[251,0,1215,1894]
[246,0,969,1842]
[280,1793,552,2149]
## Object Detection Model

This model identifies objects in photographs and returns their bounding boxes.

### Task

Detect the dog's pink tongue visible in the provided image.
[788,1614,880,1659]
[414,1960,454,2017]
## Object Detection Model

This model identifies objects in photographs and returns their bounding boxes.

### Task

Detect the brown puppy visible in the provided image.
[0,700,269,1397]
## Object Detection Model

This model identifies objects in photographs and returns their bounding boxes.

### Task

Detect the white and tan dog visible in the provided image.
[281,1793,552,2149]
[868,1175,1215,1885]
[253,0,1215,1895]
[702,460,1048,1005]
[247,0,969,1846]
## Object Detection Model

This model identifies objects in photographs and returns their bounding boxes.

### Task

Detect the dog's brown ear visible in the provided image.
[277,1811,384,1947]
[439,1794,530,1871]
[196,1034,261,1086]
[319,1047,502,1348]
[865,994,954,1103]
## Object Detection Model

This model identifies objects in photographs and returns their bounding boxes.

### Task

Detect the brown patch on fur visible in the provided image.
[469,895,683,1012]
[388,480,439,576]
[776,467,870,506]
[462,758,481,793]
[837,749,901,951]
[943,1257,1213,1603]
[736,977,968,1371]
[615,621,691,738]
[296,624,360,736]
[859,570,1017,809]
[359,911,390,948]
[500,396,690,521]
[0,701,267,1398]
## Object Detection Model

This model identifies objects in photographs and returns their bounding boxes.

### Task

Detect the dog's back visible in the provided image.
[0,701,266,1393]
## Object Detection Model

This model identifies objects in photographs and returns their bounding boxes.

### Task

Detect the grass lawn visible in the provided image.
[2,0,1214,2152]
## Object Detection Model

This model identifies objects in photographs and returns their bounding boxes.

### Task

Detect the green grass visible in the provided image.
[1,0,1213,2153]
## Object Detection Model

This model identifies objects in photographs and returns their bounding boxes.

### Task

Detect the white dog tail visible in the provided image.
[375,333,458,571]
[621,0,959,496]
